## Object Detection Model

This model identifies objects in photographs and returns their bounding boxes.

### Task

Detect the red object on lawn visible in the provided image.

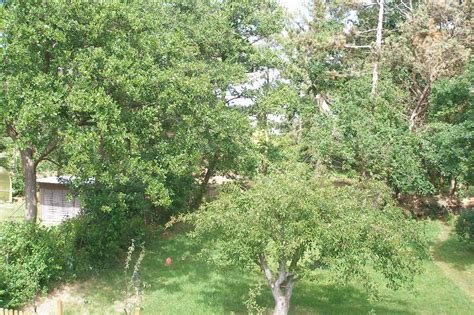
[165,257,172,270]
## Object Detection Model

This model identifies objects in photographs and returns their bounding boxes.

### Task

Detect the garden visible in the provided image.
[0,0,473,314]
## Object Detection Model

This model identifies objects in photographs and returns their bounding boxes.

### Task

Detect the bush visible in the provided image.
[0,222,74,308]
[0,208,146,308]
[455,210,474,242]
[62,211,145,272]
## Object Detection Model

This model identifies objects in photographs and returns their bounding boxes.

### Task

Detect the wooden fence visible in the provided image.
[0,300,141,315]
[0,309,28,315]
[0,301,64,315]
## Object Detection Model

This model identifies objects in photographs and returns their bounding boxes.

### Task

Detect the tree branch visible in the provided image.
[259,254,274,286]
[4,121,18,141]
[355,28,377,34]
[371,0,384,95]
[275,258,287,288]
[34,137,60,167]
[285,275,297,299]
[344,45,372,49]
[409,84,431,131]
[42,158,61,167]
[289,248,301,272]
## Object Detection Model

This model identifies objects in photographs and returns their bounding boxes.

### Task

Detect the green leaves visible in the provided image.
[184,165,429,298]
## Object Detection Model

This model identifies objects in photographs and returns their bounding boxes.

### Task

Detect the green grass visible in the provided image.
[47,221,474,314]
[432,219,474,301]
[0,202,24,222]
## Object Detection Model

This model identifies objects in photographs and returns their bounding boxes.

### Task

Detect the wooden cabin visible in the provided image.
[37,176,81,225]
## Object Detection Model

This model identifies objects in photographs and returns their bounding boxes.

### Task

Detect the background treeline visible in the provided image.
[0,0,472,309]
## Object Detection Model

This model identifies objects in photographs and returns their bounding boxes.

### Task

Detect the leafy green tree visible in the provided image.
[303,77,433,195]
[421,58,474,195]
[0,1,145,220]
[456,209,474,243]
[181,165,428,315]
[1,0,283,221]
[384,0,471,130]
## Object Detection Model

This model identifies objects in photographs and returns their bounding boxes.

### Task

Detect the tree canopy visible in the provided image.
[182,165,429,314]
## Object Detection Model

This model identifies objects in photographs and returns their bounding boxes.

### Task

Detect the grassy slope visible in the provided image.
[55,220,474,315]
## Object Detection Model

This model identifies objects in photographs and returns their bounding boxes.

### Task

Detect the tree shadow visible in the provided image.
[139,233,422,314]
[140,233,267,313]
[434,233,474,271]
[292,282,412,314]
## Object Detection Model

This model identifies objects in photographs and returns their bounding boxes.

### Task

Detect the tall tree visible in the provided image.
[371,0,384,95]
[384,0,471,130]
[1,0,284,221]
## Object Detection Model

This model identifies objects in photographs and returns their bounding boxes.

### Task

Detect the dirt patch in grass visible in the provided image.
[28,284,88,315]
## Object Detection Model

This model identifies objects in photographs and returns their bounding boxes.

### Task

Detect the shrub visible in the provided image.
[0,222,74,308]
[63,211,145,272]
[455,210,474,242]
[0,210,146,308]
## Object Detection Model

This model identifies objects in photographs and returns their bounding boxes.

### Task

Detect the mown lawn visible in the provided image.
[41,220,474,314]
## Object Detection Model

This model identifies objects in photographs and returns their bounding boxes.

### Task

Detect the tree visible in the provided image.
[384,1,471,130]
[302,77,433,196]
[371,0,384,95]
[1,0,283,221]
[180,165,428,315]
[420,58,474,195]
[0,1,146,220]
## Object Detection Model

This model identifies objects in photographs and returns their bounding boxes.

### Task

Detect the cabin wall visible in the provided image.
[39,183,80,225]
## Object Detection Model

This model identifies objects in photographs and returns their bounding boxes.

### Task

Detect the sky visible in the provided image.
[279,0,308,15]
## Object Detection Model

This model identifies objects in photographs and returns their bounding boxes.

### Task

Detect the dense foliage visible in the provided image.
[456,210,474,243]
[0,0,281,220]
[0,212,145,308]
[0,222,72,307]
[182,165,429,314]
[0,0,472,313]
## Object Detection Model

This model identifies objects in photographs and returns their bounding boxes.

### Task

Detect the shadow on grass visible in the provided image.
[435,233,474,271]
[292,282,414,315]
[139,232,422,315]
[141,233,268,313]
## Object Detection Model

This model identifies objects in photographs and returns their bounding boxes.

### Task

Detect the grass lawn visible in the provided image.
[432,220,474,301]
[0,201,24,222]
[35,220,473,314]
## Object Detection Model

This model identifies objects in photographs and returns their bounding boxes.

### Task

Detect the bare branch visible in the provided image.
[371,0,384,95]
[42,158,61,167]
[285,276,298,299]
[409,84,431,131]
[225,94,246,104]
[356,28,377,34]
[344,45,372,49]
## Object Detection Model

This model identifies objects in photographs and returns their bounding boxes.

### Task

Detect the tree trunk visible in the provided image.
[191,157,217,209]
[371,0,384,96]
[259,254,296,315]
[450,177,457,197]
[273,295,290,315]
[409,84,431,131]
[440,176,445,193]
[20,148,38,222]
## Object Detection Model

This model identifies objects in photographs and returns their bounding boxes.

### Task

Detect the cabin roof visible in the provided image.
[37,176,74,185]
[37,176,94,185]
